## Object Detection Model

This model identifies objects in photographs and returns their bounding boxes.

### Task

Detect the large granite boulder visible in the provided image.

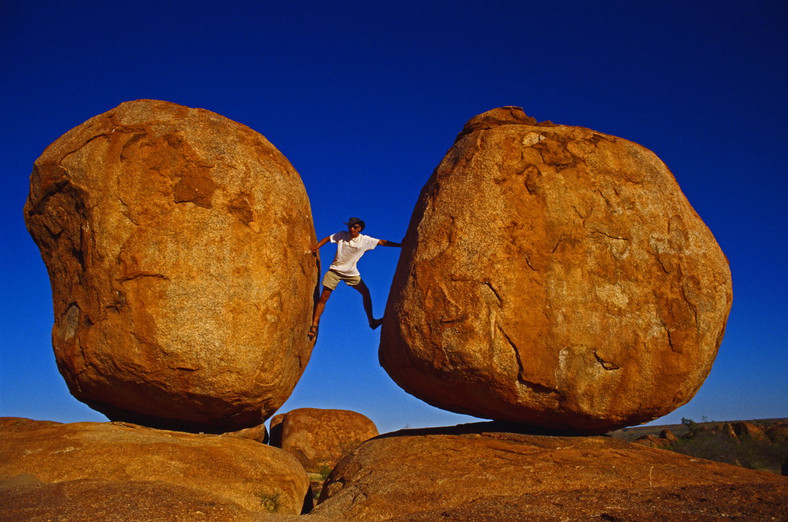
[23,100,320,432]
[0,418,310,516]
[380,107,733,433]
[312,423,788,520]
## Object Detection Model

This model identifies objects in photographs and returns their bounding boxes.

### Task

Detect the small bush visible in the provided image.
[317,461,332,481]
[681,417,701,437]
[256,491,281,512]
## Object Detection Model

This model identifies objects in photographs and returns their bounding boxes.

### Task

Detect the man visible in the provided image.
[307,217,401,340]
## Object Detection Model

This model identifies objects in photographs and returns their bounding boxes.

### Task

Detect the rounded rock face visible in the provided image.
[24,100,319,432]
[270,408,379,474]
[380,107,732,433]
[0,418,310,516]
[313,424,786,520]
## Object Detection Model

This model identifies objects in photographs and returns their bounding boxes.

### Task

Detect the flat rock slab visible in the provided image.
[23,99,319,432]
[0,418,310,517]
[312,423,788,520]
[0,478,258,521]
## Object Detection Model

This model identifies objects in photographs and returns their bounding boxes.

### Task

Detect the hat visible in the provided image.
[345,217,365,231]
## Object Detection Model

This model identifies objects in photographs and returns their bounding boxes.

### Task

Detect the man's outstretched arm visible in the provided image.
[378,239,402,247]
[309,236,331,253]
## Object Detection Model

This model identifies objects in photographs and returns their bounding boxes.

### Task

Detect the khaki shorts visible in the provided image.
[322,269,362,290]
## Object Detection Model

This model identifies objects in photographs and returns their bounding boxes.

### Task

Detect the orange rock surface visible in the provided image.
[0,418,310,516]
[380,107,732,433]
[313,423,787,520]
[270,408,379,474]
[23,100,320,432]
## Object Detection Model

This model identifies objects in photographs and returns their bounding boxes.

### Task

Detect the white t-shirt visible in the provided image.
[328,231,379,276]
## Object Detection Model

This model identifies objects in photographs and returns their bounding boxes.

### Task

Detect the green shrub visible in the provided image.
[256,491,281,512]
[317,461,332,481]
[681,417,701,437]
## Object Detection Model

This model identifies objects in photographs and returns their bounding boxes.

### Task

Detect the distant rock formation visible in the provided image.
[312,423,787,520]
[380,107,733,433]
[660,428,679,444]
[633,434,672,448]
[632,435,670,449]
[0,418,310,517]
[732,421,770,443]
[23,100,320,432]
[720,422,739,441]
[766,423,788,444]
[270,407,379,495]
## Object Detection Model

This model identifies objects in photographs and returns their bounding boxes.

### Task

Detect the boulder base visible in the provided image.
[380,106,732,433]
[0,479,257,521]
[313,423,788,520]
[0,418,309,516]
[23,99,319,432]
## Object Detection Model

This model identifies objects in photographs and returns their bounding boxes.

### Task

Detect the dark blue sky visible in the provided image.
[1,1,785,433]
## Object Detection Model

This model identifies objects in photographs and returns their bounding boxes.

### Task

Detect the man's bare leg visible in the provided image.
[353,280,382,329]
[309,287,333,339]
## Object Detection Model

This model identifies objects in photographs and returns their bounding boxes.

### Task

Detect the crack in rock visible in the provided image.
[593,351,621,371]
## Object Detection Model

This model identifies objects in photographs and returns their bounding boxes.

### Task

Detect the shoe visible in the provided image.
[370,318,383,330]
[307,325,319,340]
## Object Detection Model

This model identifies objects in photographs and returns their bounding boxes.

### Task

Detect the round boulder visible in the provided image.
[270,408,379,474]
[24,100,320,432]
[380,107,732,433]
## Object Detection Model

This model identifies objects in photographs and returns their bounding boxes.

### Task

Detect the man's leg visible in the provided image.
[352,280,382,329]
[309,287,333,339]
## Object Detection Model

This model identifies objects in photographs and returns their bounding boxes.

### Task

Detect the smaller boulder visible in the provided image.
[270,408,379,473]
[269,408,378,490]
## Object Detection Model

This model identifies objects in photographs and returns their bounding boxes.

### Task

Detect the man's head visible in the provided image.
[345,217,365,233]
